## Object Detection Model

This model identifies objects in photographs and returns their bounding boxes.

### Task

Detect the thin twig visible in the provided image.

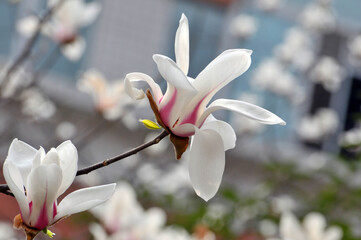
[76,130,169,176]
[0,0,65,91]
[0,130,170,196]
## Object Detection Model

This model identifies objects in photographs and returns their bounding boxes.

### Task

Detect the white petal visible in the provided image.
[198,99,286,127]
[201,116,236,151]
[124,72,163,102]
[303,212,326,240]
[78,1,102,27]
[3,162,29,221]
[55,183,116,221]
[17,16,38,37]
[153,54,195,92]
[175,14,189,75]
[153,54,197,127]
[89,223,108,240]
[181,49,252,121]
[324,226,343,240]
[280,212,306,240]
[77,69,107,99]
[42,148,60,165]
[61,36,86,61]
[6,139,37,187]
[188,128,225,201]
[56,141,78,197]
[27,164,62,228]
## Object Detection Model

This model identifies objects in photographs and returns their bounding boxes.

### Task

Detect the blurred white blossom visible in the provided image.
[229,14,258,39]
[78,69,138,128]
[299,2,336,33]
[0,221,19,240]
[270,195,297,214]
[17,0,101,61]
[20,88,56,121]
[55,121,77,140]
[268,212,342,240]
[275,28,314,71]
[348,35,361,66]
[256,0,282,12]
[298,108,339,142]
[0,67,31,98]
[339,125,361,147]
[310,57,345,92]
[252,59,304,104]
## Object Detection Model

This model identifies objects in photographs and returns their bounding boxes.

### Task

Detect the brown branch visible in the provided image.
[0,0,65,91]
[76,130,169,176]
[0,130,170,196]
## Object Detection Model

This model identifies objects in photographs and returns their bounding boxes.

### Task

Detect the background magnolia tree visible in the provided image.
[0,0,361,239]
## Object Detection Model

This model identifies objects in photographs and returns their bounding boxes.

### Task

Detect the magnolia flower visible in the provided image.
[90,182,169,240]
[298,108,339,142]
[268,212,342,240]
[339,125,361,147]
[3,139,115,238]
[229,14,258,39]
[251,59,304,104]
[0,221,19,240]
[256,0,282,12]
[0,66,31,98]
[17,0,101,61]
[20,88,57,121]
[348,35,361,66]
[299,3,335,33]
[78,69,138,128]
[125,14,285,201]
[310,57,345,92]
[274,28,314,71]
[55,121,77,140]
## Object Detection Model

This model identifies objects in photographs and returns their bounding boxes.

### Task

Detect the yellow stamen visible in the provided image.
[43,228,55,238]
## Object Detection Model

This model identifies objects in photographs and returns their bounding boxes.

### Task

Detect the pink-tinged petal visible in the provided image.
[27,164,62,229]
[280,212,306,240]
[179,49,252,123]
[61,36,86,61]
[78,1,102,27]
[188,128,225,201]
[124,72,163,103]
[56,140,78,197]
[175,14,189,75]
[7,138,37,187]
[153,54,197,127]
[197,99,286,128]
[55,183,116,221]
[3,162,30,221]
[201,116,236,151]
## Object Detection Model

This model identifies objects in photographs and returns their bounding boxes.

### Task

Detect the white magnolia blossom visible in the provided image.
[55,121,77,140]
[298,108,339,142]
[0,221,19,240]
[251,59,304,104]
[310,57,345,92]
[125,14,285,201]
[17,0,101,61]
[229,14,258,39]
[3,139,115,233]
[90,182,194,240]
[0,66,31,98]
[299,2,336,33]
[339,125,361,147]
[20,88,57,121]
[348,35,361,65]
[268,212,342,240]
[270,195,298,215]
[231,93,265,135]
[256,0,282,12]
[78,69,138,128]
[275,28,314,71]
